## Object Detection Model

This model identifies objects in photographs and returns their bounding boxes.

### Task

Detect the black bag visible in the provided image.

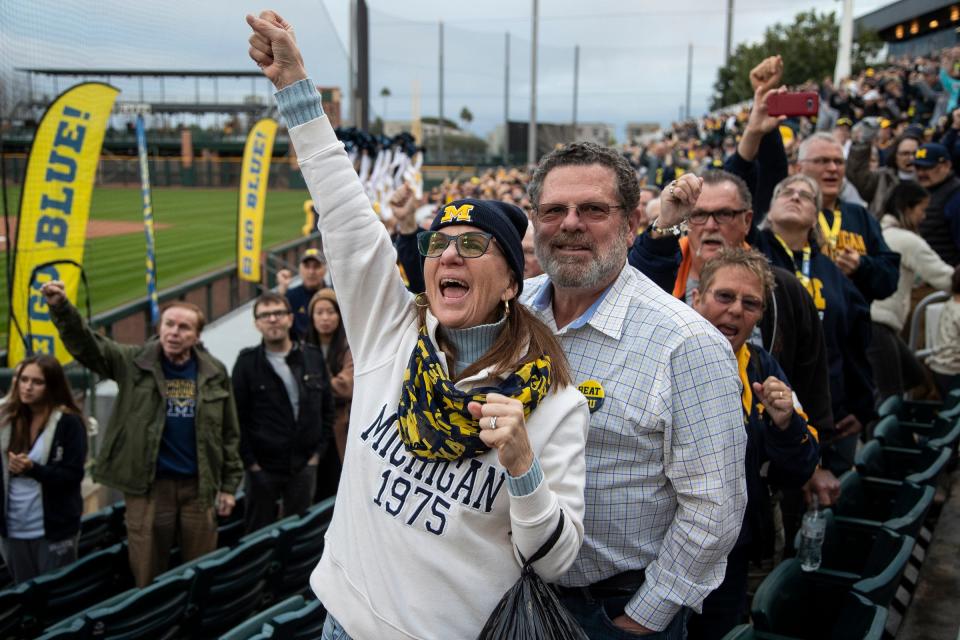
[477,512,589,640]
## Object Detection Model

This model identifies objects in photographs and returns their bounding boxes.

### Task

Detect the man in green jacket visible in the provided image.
[41,281,243,587]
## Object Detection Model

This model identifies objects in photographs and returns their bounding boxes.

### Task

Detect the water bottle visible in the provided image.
[798,495,826,572]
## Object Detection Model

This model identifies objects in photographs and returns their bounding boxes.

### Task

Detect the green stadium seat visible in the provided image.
[77,507,117,558]
[108,501,126,538]
[265,598,326,640]
[271,497,335,599]
[874,415,960,452]
[877,390,960,423]
[793,511,914,607]
[160,546,231,581]
[50,569,195,640]
[183,529,280,638]
[218,595,305,640]
[217,491,247,549]
[876,395,902,420]
[29,542,132,631]
[750,559,887,639]
[719,624,755,640]
[0,562,14,591]
[833,470,934,538]
[34,618,87,640]
[0,582,34,640]
[855,439,951,486]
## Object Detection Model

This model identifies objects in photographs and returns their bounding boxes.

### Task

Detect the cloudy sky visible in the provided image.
[1,0,892,138]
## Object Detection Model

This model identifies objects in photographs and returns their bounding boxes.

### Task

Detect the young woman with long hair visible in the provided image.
[306,289,353,462]
[869,181,954,400]
[0,355,88,583]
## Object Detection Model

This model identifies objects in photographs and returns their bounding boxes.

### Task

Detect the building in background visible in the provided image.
[318,86,342,128]
[856,0,960,58]
[626,122,663,145]
[575,122,616,146]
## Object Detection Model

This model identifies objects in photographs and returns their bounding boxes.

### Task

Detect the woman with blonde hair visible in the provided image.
[754,174,875,475]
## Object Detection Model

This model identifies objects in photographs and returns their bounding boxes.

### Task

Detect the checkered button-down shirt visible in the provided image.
[521,264,747,631]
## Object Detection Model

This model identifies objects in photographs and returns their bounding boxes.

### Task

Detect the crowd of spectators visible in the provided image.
[8,26,960,639]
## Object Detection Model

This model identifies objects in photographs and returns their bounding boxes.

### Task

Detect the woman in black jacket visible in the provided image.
[0,354,87,583]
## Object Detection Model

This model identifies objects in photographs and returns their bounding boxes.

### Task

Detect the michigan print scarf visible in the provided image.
[397,327,552,461]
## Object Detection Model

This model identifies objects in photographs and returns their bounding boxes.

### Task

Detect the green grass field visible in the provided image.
[0,185,312,346]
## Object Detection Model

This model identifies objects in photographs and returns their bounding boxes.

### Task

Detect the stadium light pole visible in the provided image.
[572,44,579,137]
[439,21,445,163]
[724,0,734,64]
[528,0,539,165]
[504,32,510,163]
[685,43,693,120]
[834,0,854,84]
[349,0,356,127]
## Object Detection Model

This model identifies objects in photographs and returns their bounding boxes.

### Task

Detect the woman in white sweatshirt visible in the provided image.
[247,12,589,640]
[868,180,955,401]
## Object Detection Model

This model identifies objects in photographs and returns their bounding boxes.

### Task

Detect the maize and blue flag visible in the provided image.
[136,114,160,325]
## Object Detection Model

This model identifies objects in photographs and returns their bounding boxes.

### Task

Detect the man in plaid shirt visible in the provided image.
[521,144,747,638]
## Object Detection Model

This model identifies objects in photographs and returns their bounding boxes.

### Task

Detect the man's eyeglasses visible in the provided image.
[417,231,494,259]
[255,310,292,321]
[802,156,844,167]
[687,208,748,226]
[776,187,817,203]
[535,202,623,224]
[709,289,764,314]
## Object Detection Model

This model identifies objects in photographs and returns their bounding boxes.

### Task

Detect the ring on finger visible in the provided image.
[489,416,498,430]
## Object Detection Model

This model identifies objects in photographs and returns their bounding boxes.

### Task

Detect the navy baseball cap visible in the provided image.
[914,143,949,168]
[300,248,325,264]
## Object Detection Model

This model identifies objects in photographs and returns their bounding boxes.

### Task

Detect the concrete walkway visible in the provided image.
[897,470,960,640]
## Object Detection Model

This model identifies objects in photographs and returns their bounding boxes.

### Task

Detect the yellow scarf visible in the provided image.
[396,328,552,461]
[736,343,752,419]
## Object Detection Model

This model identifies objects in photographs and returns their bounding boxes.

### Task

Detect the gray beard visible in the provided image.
[535,227,629,290]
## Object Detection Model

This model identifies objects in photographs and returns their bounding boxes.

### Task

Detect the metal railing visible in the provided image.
[909,291,950,359]
[0,232,320,379]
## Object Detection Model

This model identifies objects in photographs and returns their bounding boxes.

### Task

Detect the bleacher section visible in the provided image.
[723,393,960,640]
[3,390,959,638]
[0,495,333,639]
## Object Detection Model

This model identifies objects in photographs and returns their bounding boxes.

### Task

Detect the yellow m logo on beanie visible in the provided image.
[440,204,474,223]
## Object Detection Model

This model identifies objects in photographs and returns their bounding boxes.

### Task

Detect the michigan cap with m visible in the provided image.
[300,248,325,264]
[914,144,949,168]
[427,198,528,294]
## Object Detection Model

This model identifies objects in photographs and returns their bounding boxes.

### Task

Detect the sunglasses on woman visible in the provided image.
[417,231,495,259]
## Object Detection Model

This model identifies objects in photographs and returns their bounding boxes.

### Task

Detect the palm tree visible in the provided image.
[380,87,392,120]
[459,106,473,130]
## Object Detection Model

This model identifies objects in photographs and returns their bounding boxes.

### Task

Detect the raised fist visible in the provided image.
[40,280,67,308]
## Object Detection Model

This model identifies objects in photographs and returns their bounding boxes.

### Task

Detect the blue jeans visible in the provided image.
[558,591,688,640]
[321,614,353,640]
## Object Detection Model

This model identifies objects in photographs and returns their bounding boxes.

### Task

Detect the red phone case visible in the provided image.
[766,92,819,117]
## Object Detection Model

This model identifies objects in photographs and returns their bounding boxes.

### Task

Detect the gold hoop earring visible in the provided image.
[503,298,510,317]
[415,293,430,308]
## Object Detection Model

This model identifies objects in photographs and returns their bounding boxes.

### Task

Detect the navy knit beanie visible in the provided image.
[426,198,528,294]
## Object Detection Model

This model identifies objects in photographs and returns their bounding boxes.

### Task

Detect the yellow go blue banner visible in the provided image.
[8,82,119,365]
[237,118,277,283]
